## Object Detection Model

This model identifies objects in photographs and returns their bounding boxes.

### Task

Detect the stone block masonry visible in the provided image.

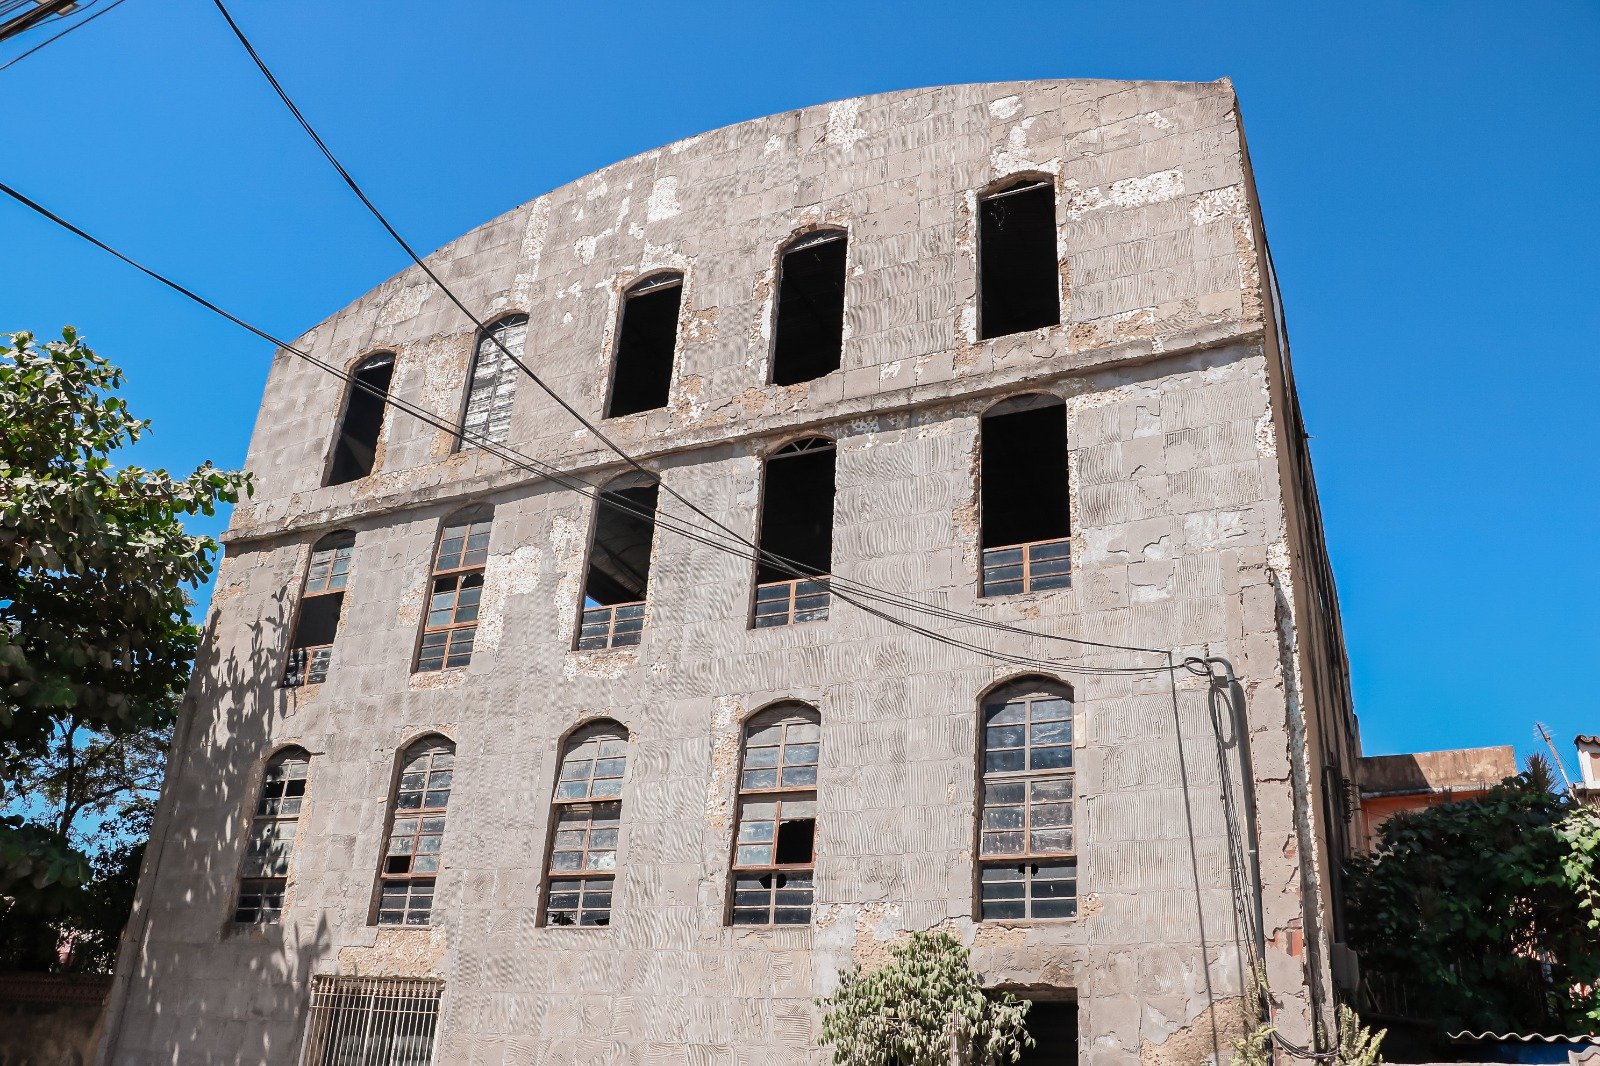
[99,78,1360,1065]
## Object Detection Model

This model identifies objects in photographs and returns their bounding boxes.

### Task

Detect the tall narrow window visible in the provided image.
[730,704,820,925]
[605,272,683,417]
[541,722,629,927]
[978,180,1060,339]
[236,747,310,924]
[459,314,527,449]
[977,683,1077,920]
[576,476,658,651]
[283,531,355,687]
[328,352,396,485]
[752,438,835,628]
[771,230,847,386]
[979,396,1070,597]
[415,507,491,672]
[301,976,442,1066]
[376,737,454,926]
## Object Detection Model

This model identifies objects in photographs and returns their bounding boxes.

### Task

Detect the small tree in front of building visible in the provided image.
[818,930,1032,1065]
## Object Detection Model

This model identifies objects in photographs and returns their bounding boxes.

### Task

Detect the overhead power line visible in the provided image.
[202,0,1171,665]
[0,177,1178,678]
[0,0,128,72]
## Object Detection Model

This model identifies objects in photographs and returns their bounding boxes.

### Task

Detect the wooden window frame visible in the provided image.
[749,437,836,630]
[975,686,1081,922]
[235,748,310,924]
[979,536,1072,598]
[375,738,454,927]
[283,533,354,687]
[414,510,492,673]
[457,314,528,451]
[728,705,821,927]
[540,722,629,928]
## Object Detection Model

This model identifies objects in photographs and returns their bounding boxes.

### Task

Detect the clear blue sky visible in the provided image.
[3,1,1595,767]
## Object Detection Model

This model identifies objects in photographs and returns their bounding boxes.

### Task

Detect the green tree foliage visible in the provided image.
[1346,773,1600,1033]
[0,328,249,953]
[818,930,1032,1065]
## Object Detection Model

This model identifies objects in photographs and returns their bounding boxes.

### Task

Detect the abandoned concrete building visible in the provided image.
[100,78,1362,1065]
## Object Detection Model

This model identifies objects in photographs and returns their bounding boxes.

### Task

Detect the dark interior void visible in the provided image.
[606,279,682,417]
[774,818,815,864]
[979,182,1061,339]
[755,442,836,583]
[981,403,1069,548]
[583,483,659,607]
[327,354,395,485]
[771,234,847,386]
[1016,1000,1077,1066]
[289,593,342,649]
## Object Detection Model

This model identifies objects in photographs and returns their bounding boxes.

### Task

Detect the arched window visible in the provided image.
[752,438,835,628]
[376,736,454,926]
[771,229,847,386]
[283,530,355,687]
[577,474,658,651]
[235,747,311,924]
[460,314,528,449]
[977,681,1078,920]
[979,394,1070,597]
[328,352,396,485]
[730,703,820,925]
[606,272,683,417]
[415,506,492,672]
[977,178,1060,339]
[541,721,629,927]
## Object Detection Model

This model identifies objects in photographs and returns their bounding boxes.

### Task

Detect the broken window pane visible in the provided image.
[606,273,683,417]
[328,352,395,485]
[978,180,1060,339]
[415,508,491,672]
[979,686,1078,920]
[980,397,1070,597]
[542,722,630,928]
[376,738,453,926]
[730,705,821,926]
[753,439,835,627]
[460,314,527,449]
[283,531,355,687]
[577,478,658,650]
[771,231,847,386]
[235,748,310,924]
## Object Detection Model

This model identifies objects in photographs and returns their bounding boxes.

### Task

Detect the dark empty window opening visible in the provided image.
[1013,999,1078,1066]
[283,532,354,686]
[979,181,1061,340]
[606,274,683,417]
[771,232,847,386]
[980,398,1070,596]
[328,353,395,485]
[577,479,658,651]
[753,438,835,628]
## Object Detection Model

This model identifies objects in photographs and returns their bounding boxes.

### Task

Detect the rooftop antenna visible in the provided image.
[1534,722,1574,793]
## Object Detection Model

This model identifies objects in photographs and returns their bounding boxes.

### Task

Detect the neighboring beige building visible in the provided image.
[100,79,1361,1065]
[1354,746,1517,853]
[1574,735,1600,807]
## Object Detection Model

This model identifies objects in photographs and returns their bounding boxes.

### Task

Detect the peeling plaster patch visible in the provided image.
[878,360,902,380]
[668,134,703,156]
[991,116,1041,173]
[376,284,427,327]
[1066,169,1186,220]
[584,177,608,201]
[1254,412,1279,459]
[763,134,784,155]
[1189,184,1245,227]
[514,200,551,293]
[1141,110,1176,131]
[825,99,866,151]
[705,695,741,833]
[409,668,466,691]
[1068,307,1157,350]
[1183,510,1249,549]
[684,307,718,343]
[988,95,1022,120]
[642,241,689,270]
[339,927,448,978]
[647,177,681,222]
[475,544,543,653]
[548,513,586,623]
[1138,996,1251,1066]
[561,650,636,680]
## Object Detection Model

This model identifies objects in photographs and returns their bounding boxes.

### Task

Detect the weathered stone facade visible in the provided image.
[100,79,1360,1064]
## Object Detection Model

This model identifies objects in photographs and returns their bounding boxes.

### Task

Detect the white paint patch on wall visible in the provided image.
[647,177,681,223]
[1066,168,1187,220]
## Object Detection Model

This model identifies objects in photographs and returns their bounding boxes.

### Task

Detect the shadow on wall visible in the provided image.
[0,974,112,1066]
[98,567,335,1063]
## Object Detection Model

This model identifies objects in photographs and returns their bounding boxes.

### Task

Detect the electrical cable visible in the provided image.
[0,177,1185,680]
[0,0,123,72]
[200,0,1173,666]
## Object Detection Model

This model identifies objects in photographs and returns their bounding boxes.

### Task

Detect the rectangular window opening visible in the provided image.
[415,512,490,673]
[980,402,1070,597]
[1011,998,1078,1066]
[753,441,835,628]
[577,483,658,650]
[606,278,682,417]
[328,354,395,485]
[300,976,442,1066]
[978,182,1061,340]
[771,233,847,386]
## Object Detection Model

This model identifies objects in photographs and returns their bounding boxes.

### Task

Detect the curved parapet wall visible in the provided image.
[232,78,1257,542]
